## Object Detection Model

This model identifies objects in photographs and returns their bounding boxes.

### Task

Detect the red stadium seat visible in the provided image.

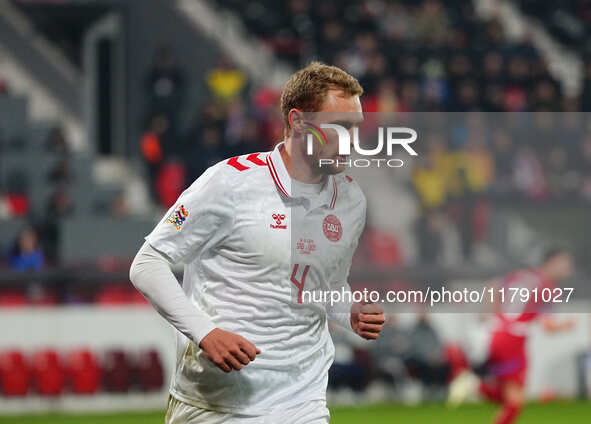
[30,291,58,306]
[102,349,132,392]
[365,230,403,267]
[0,291,28,307]
[135,349,164,392]
[129,289,149,305]
[156,162,187,208]
[96,285,149,305]
[65,349,101,395]
[95,286,132,305]
[31,349,64,396]
[0,350,30,396]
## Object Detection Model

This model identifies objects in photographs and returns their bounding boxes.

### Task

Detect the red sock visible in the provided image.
[479,381,503,403]
[494,403,522,424]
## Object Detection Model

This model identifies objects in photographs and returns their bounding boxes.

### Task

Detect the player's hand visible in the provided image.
[199,328,261,373]
[350,302,385,340]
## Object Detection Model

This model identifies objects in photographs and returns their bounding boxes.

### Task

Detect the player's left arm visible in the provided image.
[540,316,576,333]
[326,190,384,340]
[326,271,385,340]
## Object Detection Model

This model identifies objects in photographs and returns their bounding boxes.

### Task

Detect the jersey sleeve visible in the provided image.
[333,187,367,287]
[145,164,234,264]
[327,192,367,330]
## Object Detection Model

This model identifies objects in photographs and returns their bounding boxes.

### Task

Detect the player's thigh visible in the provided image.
[275,400,330,424]
[165,396,329,424]
[501,381,525,407]
[165,396,236,424]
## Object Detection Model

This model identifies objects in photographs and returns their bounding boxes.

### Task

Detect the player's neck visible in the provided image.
[281,139,325,185]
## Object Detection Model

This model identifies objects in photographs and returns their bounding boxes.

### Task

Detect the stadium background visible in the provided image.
[0,0,591,422]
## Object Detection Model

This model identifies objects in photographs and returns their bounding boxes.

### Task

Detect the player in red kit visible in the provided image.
[449,248,576,424]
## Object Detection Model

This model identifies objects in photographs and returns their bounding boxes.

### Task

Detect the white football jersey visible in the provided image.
[146,142,366,415]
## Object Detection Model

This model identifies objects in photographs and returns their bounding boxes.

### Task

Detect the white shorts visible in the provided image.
[165,395,330,424]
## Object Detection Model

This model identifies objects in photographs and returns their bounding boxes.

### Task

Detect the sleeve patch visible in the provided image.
[166,204,189,230]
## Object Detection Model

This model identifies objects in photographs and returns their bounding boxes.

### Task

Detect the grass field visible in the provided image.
[0,402,589,423]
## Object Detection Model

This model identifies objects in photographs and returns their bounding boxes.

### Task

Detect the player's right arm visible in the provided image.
[129,164,259,372]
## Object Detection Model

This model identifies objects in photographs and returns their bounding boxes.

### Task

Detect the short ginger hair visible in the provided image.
[280,62,363,134]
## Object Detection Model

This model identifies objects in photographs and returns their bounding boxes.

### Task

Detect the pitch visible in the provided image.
[1,402,589,424]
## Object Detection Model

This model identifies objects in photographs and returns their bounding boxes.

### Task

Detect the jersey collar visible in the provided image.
[267,141,338,209]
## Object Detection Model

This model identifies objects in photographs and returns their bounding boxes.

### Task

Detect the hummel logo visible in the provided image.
[270,213,287,229]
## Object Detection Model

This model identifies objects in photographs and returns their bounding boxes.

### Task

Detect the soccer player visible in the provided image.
[448,248,575,424]
[129,62,385,423]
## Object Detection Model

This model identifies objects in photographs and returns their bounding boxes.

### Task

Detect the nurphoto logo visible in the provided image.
[305,123,418,168]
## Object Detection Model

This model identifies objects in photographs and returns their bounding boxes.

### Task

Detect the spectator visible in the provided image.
[489,129,516,196]
[415,0,450,45]
[415,210,446,264]
[371,315,412,387]
[48,159,73,184]
[140,115,171,202]
[411,136,451,263]
[8,227,44,271]
[145,45,185,134]
[544,146,577,199]
[362,78,401,114]
[378,2,415,43]
[453,135,494,259]
[513,145,546,199]
[405,314,451,391]
[411,158,447,212]
[45,126,70,153]
[184,124,228,185]
[317,21,347,62]
[229,117,264,157]
[37,188,74,265]
[206,57,247,102]
[328,324,369,393]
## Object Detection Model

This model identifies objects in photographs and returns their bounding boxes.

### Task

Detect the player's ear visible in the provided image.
[288,109,305,135]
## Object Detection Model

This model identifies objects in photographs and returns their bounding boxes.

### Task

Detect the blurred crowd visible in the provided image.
[0,77,77,270]
[329,313,463,402]
[410,113,591,262]
[139,47,283,207]
[4,0,591,269]
[139,0,591,265]
[211,0,576,111]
